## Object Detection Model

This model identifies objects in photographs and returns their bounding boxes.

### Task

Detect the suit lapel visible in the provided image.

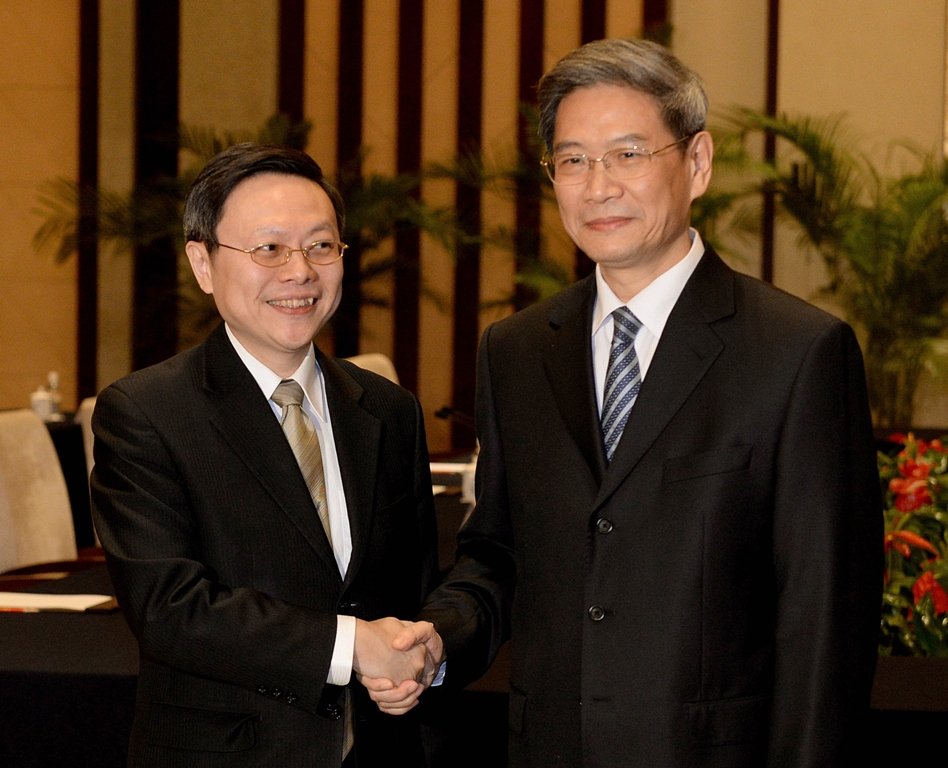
[317,353,382,587]
[593,249,735,509]
[543,276,608,484]
[201,326,338,568]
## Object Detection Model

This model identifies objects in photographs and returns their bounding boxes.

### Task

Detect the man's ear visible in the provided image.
[185,240,214,295]
[688,130,714,201]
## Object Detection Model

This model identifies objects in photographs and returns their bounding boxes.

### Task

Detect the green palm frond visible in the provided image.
[720,108,948,427]
[32,177,168,262]
[514,257,573,303]
[723,108,867,256]
[178,114,311,166]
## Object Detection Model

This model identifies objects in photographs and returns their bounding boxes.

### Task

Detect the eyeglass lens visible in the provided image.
[252,241,344,266]
[544,136,691,185]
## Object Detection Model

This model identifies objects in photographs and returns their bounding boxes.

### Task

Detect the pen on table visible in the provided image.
[0,607,41,613]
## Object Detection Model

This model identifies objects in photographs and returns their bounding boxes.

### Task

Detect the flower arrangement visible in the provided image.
[879,433,948,656]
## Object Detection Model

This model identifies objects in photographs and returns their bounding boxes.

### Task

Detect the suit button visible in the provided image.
[271,688,283,699]
[588,605,606,621]
[257,685,269,695]
[596,518,613,534]
[286,692,298,705]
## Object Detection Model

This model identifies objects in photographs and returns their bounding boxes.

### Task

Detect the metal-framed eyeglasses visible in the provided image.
[540,134,695,185]
[215,239,349,268]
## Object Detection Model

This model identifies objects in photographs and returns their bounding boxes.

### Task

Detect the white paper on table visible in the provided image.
[429,462,472,474]
[0,592,115,611]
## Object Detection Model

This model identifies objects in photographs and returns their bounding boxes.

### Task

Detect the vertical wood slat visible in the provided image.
[394,0,424,394]
[514,0,545,311]
[450,0,485,448]
[279,0,306,123]
[78,0,99,399]
[761,0,780,284]
[334,0,365,357]
[642,0,668,38]
[572,0,609,281]
[581,0,606,42]
[132,1,179,370]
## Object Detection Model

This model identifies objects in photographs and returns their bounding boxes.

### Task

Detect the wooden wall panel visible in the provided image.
[0,0,80,411]
[420,0,461,449]
[316,0,653,453]
[18,0,946,440]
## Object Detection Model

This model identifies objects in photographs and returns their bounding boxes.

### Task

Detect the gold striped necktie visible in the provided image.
[271,379,352,756]
[272,379,332,544]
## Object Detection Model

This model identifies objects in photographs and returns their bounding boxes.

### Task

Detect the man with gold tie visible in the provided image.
[91,143,442,767]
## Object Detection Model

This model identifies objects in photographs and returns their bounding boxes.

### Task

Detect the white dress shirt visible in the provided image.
[225,325,356,685]
[591,229,706,414]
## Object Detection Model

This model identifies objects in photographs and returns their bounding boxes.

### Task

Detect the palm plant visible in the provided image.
[722,109,948,429]
[34,114,315,265]
[33,115,461,356]
[33,115,315,353]
[425,140,570,309]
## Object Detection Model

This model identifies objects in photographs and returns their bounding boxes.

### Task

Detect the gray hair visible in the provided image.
[536,38,708,152]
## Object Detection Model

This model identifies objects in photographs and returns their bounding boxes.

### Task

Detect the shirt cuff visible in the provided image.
[431,659,446,687]
[328,614,356,686]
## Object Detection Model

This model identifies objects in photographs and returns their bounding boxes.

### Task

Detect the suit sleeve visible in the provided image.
[768,320,882,765]
[90,382,338,713]
[419,324,516,688]
[410,393,442,605]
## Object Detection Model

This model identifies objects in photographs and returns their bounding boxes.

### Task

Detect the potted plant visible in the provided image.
[33,114,460,358]
[720,109,948,429]
[878,433,948,656]
[870,432,948,713]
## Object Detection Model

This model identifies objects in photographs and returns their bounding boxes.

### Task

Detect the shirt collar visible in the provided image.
[223,325,326,421]
[593,228,705,338]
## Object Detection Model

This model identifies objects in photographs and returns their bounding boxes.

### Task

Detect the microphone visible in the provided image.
[435,406,475,431]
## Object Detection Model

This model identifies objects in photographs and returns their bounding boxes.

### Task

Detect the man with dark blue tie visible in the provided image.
[367,37,882,768]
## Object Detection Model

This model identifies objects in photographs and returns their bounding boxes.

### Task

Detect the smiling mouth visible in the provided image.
[587,216,629,227]
[268,297,315,309]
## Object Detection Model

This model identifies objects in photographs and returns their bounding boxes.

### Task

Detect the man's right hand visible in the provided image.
[356,619,445,715]
[352,617,437,684]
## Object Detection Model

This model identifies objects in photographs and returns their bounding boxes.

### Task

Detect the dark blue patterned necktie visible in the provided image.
[601,307,643,461]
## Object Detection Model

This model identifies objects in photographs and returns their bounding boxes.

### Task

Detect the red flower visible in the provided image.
[898,458,931,481]
[891,478,933,511]
[895,480,932,512]
[912,572,948,615]
[881,433,948,652]
[884,530,940,559]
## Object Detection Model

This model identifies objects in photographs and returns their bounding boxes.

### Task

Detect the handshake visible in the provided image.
[352,617,445,715]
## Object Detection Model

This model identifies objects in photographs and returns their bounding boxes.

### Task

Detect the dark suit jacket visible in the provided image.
[90,324,441,767]
[421,248,882,768]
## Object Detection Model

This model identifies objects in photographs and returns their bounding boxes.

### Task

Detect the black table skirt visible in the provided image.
[0,496,500,768]
[0,567,137,768]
